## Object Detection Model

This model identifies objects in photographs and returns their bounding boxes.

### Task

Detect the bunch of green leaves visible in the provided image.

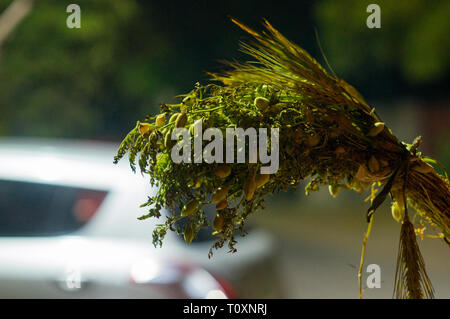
[114,20,412,256]
[115,19,449,299]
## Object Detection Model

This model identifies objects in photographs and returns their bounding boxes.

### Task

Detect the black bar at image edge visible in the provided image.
[0,299,445,317]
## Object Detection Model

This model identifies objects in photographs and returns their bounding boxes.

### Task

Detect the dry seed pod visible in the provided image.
[306,134,321,147]
[335,146,346,154]
[181,199,199,217]
[164,130,175,149]
[254,97,270,110]
[368,155,380,173]
[164,131,171,148]
[184,223,195,244]
[155,114,166,126]
[367,122,384,137]
[244,173,256,201]
[138,123,153,136]
[215,164,232,178]
[169,113,179,123]
[216,199,228,210]
[255,173,270,189]
[412,161,433,174]
[175,112,187,128]
[328,184,340,198]
[213,213,225,232]
[211,186,229,203]
[160,127,168,136]
[149,131,158,143]
[391,201,404,223]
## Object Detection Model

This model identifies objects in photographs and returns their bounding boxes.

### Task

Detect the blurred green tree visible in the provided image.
[0,0,178,138]
[0,1,448,138]
[314,0,450,97]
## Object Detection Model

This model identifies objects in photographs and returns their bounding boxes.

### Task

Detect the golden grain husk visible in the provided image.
[213,213,225,232]
[391,201,404,223]
[255,173,270,189]
[244,173,256,200]
[215,164,232,178]
[164,130,175,149]
[412,161,433,174]
[254,96,270,109]
[367,122,384,137]
[175,111,187,128]
[328,184,340,197]
[155,114,166,126]
[184,223,195,244]
[211,186,229,203]
[169,113,179,123]
[216,199,228,210]
[139,123,153,135]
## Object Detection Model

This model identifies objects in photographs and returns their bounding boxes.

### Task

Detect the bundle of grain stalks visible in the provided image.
[114,19,449,299]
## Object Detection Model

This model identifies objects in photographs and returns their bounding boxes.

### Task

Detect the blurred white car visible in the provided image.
[0,137,278,298]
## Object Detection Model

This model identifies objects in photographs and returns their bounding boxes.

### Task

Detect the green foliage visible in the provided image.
[0,0,174,138]
[113,123,139,167]
[114,22,450,300]
[0,1,447,139]
[115,20,447,259]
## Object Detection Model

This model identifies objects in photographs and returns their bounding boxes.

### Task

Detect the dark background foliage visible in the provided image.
[0,0,448,140]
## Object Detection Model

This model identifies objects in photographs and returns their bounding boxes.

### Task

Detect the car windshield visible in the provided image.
[0,179,107,236]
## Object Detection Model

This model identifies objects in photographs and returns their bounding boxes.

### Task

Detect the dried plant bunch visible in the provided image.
[114,19,449,298]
